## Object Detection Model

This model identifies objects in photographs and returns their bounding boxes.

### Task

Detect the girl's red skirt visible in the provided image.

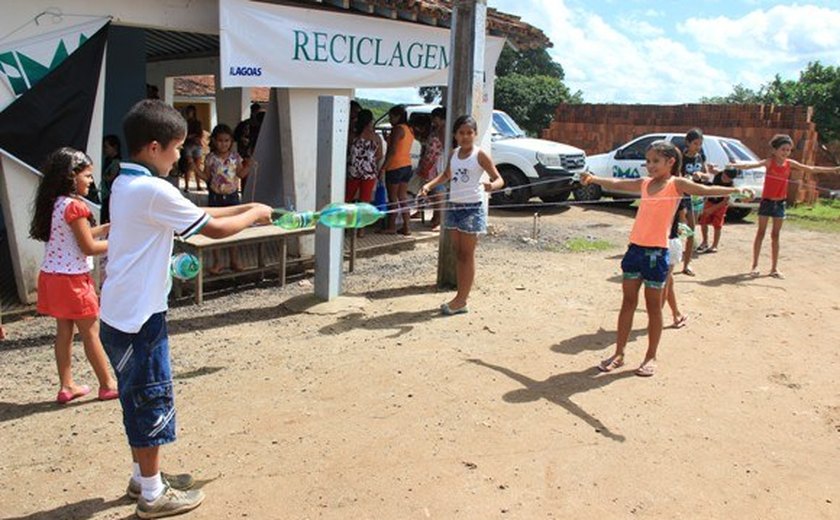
[37,271,99,320]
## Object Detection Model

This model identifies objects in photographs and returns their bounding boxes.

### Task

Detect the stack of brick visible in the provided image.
[542,103,835,202]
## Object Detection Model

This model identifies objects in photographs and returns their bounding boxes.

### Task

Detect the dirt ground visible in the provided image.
[1,203,838,519]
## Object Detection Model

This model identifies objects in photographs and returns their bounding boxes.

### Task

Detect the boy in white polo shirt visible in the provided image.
[100,99,272,519]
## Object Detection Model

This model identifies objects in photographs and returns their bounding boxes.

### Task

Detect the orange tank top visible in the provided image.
[384,124,414,171]
[629,178,682,248]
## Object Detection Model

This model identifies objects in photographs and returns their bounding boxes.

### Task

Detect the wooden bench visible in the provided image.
[173,225,358,304]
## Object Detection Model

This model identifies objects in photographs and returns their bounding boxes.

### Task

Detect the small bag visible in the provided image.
[374,180,388,212]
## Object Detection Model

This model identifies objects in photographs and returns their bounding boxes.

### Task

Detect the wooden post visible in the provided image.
[438,0,487,288]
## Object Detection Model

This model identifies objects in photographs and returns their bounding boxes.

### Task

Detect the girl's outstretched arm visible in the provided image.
[787,160,840,175]
[70,218,107,256]
[477,150,504,192]
[580,172,643,193]
[419,151,454,197]
[674,177,753,198]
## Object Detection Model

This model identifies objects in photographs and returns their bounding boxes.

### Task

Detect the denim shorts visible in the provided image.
[385,166,413,185]
[208,191,240,207]
[758,199,786,218]
[101,312,176,448]
[444,202,486,234]
[621,244,670,289]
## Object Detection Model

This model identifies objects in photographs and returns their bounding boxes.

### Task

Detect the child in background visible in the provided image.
[419,115,504,315]
[662,214,688,329]
[380,105,415,235]
[728,134,840,279]
[100,99,272,518]
[581,141,752,377]
[201,123,252,274]
[412,112,445,230]
[29,147,118,404]
[101,134,122,223]
[696,168,737,253]
[679,128,715,276]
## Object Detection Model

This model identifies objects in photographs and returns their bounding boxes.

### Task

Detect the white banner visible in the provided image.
[219,0,505,89]
[0,18,109,112]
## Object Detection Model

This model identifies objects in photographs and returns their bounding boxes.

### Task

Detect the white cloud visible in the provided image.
[515,0,729,103]
[678,5,840,73]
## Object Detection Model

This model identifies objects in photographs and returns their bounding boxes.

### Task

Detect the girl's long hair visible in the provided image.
[30,147,94,242]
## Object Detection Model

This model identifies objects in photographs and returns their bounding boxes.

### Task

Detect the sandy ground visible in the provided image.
[1,203,838,520]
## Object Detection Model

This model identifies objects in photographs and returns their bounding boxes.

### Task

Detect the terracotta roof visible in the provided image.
[174,75,269,101]
[266,0,551,50]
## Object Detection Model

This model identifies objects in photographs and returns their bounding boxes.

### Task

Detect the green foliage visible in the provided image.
[700,61,840,144]
[355,97,392,122]
[495,46,564,79]
[419,86,443,104]
[495,73,583,136]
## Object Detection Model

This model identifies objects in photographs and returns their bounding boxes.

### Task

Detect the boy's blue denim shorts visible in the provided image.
[758,199,786,218]
[444,202,487,234]
[101,312,176,448]
[621,244,669,289]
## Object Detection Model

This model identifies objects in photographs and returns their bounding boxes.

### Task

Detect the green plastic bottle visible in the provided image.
[318,202,384,229]
[275,211,319,230]
[170,252,201,280]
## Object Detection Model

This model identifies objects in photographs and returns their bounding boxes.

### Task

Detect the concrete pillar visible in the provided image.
[314,96,349,301]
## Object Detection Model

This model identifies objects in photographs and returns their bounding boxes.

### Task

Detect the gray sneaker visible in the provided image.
[136,485,205,519]
[127,472,196,500]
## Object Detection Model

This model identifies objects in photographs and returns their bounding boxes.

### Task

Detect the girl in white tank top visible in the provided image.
[418,115,504,315]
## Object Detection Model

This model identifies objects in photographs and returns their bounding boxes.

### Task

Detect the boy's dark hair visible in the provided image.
[685,128,703,143]
[770,134,793,149]
[355,109,374,135]
[350,100,362,112]
[647,140,683,176]
[431,107,446,121]
[30,147,94,242]
[250,102,262,114]
[123,99,187,156]
[452,114,478,134]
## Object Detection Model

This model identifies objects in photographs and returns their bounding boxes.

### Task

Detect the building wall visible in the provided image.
[543,103,834,199]
[104,26,147,151]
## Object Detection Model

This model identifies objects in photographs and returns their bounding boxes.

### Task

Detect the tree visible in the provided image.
[701,62,840,144]
[495,45,564,79]
[419,86,443,104]
[494,73,582,136]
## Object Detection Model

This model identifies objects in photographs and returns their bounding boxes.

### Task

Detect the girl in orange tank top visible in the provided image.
[581,140,751,378]
[379,105,416,235]
[727,134,840,278]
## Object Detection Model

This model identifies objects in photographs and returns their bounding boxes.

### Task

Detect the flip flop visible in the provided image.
[57,385,91,404]
[635,363,656,377]
[706,247,718,254]
[749,269,760,278]
[682,267,696,277]
[598,355,624,372]
[440,303,469,316]
[769,271,785,279]
[672,315,688,329]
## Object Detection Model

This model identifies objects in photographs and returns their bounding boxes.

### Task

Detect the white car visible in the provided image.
[578,133,765,220]
[378,106,587,205]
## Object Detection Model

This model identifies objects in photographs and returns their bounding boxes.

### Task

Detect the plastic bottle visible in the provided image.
[318,202,384,229]
[677,223,695,238]
[170,252,201,280]
[275,211,318,230]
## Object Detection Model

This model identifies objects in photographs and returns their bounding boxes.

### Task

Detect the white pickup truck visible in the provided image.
[579,133,765,220]
[379,106,587,206]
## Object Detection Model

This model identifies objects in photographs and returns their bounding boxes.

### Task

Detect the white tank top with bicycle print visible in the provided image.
[448,146,485,204]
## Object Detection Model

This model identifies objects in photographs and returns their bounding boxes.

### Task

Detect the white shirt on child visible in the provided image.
[41,196,94,274]
[448,146,486,204]
[101,162,210,333]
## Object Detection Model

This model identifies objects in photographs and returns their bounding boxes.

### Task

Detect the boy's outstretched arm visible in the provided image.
[580,171,643,193]
[200,203,273,239]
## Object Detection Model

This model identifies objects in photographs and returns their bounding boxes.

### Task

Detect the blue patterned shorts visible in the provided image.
[758,199,786,218]
[444,202,486,234]
[621,244,670,289]
[101,312,176,448]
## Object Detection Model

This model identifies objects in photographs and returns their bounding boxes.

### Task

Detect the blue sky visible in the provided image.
[358,0,840,105]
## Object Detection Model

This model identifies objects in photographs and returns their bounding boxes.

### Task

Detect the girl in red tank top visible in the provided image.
[582,141,751,377]
[727,134,840,279]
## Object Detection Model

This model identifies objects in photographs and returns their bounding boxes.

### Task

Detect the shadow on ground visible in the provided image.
[320,308,443,338]
[552,327,646,355]
[5,496,135,520]
[467,358,634,442]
